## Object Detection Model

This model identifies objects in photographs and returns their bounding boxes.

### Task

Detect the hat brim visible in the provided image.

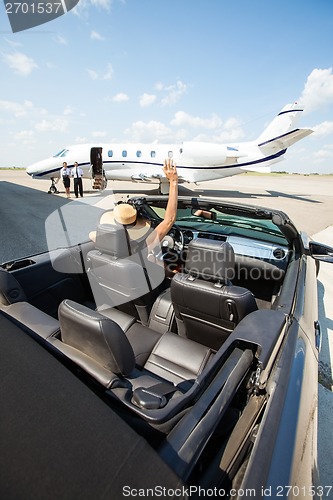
[99,210,151,240]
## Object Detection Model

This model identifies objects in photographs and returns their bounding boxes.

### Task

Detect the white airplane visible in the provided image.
[26,102,313,194]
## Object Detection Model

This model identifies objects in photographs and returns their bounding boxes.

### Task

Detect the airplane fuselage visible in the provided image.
[25,103,313,191]
[26,141,277,185]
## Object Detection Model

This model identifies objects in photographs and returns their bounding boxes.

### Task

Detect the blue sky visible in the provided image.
[1,0,333,173]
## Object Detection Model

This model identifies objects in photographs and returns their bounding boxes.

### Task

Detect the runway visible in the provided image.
[1,169,332,236]
[1,169,333,490]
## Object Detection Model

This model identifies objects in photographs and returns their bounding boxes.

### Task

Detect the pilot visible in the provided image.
[71,161,84,198]
[89,159,179,251]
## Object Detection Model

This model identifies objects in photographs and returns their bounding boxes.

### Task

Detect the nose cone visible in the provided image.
[26,158,61,178]
[26,164,35,176]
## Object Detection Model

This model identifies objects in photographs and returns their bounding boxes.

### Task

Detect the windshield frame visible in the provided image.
[139,197,291,246]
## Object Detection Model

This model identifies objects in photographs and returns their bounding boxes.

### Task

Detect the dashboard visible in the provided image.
[166,227,290,278]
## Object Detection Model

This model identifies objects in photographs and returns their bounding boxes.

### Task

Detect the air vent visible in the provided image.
[197,233,227,242]
[273,247,286,260]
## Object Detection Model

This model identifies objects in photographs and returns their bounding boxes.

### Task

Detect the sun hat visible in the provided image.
[99,203,151,240]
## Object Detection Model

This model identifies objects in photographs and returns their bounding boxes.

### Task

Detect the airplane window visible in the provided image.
[108,150,113,157]
[60,149,69,157]
[168,151,173,158]
[122,150,127,157]
[151,151,156,158]
[136,151,142,157]
[53,149,66,158]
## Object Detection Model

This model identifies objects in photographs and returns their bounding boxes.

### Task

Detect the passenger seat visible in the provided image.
[171,239,258,350]
[51,299,214,415]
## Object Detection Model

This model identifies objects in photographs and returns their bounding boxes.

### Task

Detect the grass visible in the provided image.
[0,167,26,170]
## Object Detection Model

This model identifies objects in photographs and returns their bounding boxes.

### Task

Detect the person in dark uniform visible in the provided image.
[71,161,84,198]
[61,161,71,198]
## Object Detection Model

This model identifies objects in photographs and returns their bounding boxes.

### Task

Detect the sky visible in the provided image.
[1,0,333,173]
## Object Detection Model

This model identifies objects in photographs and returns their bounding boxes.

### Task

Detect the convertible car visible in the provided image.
[1,195,332,499]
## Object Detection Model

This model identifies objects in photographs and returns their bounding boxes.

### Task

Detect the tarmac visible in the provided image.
[1,169,333,491]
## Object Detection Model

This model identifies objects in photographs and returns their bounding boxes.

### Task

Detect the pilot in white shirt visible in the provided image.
[71,162,84,198]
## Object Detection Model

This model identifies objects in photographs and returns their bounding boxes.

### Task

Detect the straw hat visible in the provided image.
[99,203,151,240]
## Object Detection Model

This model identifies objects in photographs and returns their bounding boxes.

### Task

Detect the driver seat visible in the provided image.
[86,224,166,325]
[171,238,258,350]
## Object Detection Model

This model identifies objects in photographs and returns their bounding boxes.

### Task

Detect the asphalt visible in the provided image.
[1,169,333,491]
[312,227,333,492]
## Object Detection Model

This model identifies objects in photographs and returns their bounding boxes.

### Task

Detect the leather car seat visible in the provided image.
[86,224,165,326]
[171,238,258,350]
[51,299,213,417]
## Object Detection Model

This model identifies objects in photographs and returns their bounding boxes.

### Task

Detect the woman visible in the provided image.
[89,158,178,250]
[61,161,71,198]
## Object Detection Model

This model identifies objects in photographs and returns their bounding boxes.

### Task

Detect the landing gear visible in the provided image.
[48,178,59,194]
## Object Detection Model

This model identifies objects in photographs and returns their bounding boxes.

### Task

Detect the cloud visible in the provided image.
[313,145,333,163]
[171,111,222,129]
[2,51,38,76]
[4,37,22,48]
[63,106,74,116]
[13,130,36,145]
[103,64,114,79]
[90,0,112,10]
[312,120,333,137]
[214,117,245,142]
[54,35,67,45]
[87,69,99,80]
[87,63,113,80]
[156,80,188,106]
[170,111,244,142]
[139,93,156,107]
[74,136,88,143]
[299,68,333,113]
[92,130,107,137]
[46,62,57,69]
[35,119,68,132]
[72,0,112,17]
[210,126,245,143]
[91,30,104,41]
[112,93,129,102]
[124,120,172,142]
[0,99,34,117]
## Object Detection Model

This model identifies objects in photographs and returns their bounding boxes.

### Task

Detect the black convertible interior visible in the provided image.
[0,196,299,491]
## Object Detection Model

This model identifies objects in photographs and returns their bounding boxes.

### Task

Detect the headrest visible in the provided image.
[185,238,235,282]
[0,269,27,305]
[58,299,135,376]
[95,224,131,258]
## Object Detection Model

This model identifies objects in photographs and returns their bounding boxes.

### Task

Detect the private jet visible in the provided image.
[26,102,313,194]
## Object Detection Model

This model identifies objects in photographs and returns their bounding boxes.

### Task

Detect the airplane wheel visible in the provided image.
[49,185,58,194]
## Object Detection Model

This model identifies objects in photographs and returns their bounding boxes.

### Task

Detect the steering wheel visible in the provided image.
[150,224,184,264]
[161,224,184,253]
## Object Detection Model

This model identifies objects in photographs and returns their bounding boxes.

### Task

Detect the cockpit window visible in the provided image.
[53,149,69,158]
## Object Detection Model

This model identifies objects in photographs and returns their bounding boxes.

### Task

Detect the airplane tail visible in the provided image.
[256,102,313,152]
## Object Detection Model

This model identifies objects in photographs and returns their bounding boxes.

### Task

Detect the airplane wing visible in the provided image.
[258,128,313,153]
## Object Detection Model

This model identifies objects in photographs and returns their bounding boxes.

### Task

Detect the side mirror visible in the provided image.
[309,241,333,263]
